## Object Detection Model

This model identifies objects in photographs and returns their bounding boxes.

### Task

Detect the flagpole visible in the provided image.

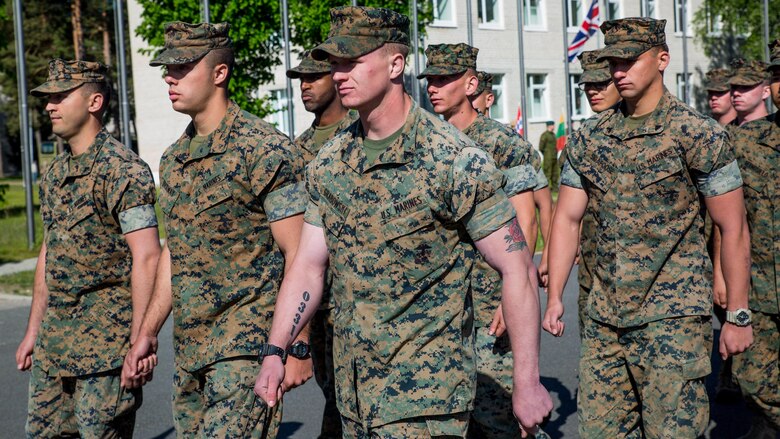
[681,0,689,105]
[412,0,421,102]
[466,0,473,46]
[516,0,528,137]
[561,0,572,135]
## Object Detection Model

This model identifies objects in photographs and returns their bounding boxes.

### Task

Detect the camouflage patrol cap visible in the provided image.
[149,21,232,67]
[597,18,667,61]
[578,50,611,84]
[31,59,109,97]
[286,50,331,79]
[417,43,478,79]
[769,39,780,68]
[704,68,732,92]
[475,71,494,95]
[729,58,770,86]
[311,6,410,61]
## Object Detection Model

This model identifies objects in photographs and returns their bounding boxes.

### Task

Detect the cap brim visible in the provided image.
[417,66,467,79]
[596,43,653,61]
[729,77,765,87]
[30,81,84,97]
[311,35,385,61]
[286,67,331,79]
[579,69,611,84]
[704,83,730,92]
[149,47,210,67]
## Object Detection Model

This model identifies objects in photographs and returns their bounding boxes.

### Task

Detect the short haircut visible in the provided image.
[206,48,235,85]
[384,42,410,59]
[80,81,111,116]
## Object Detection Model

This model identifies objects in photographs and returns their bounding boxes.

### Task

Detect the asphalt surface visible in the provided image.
[0,259,753,438]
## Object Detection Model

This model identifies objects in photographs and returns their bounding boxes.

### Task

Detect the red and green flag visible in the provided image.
[555,114,567,152]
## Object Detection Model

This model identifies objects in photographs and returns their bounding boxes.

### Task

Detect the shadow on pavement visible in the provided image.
[707,328,751,439]
[540,376,576,438]
[278,421,304,438]
[147,427,175,439]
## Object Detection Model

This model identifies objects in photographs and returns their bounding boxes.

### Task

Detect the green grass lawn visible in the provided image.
[0,180,42,263]
[0,270,34,296]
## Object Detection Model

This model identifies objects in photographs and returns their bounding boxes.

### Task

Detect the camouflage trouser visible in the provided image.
[26,363,140,438]
[578,316,711,439]
[733,311,780,429]
[311,307,342,439]
[578,285,591,339]
[342,412,469,438]
[173,356,281,438]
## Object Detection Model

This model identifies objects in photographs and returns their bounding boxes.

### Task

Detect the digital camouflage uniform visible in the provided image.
[727,57,780,431]
[573,50,614,338]
[152,22,307,438]
[308,10,516,435]
[561,17,745,439]
[420,42,543,439]
[288,49,358,439]
[27,59,157,438]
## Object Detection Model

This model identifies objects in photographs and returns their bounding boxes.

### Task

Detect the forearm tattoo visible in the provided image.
[290,291,311,337]
[504,218,528,253]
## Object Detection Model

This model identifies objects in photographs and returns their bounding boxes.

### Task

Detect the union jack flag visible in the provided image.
[567,0,601,62]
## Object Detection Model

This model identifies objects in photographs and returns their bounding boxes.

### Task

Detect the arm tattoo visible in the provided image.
[290,291,311,337]
[504,218,528,253]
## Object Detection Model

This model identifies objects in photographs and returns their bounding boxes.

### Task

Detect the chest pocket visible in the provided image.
[636,153,693,215]
[67,196,96,231]
[382,207,446,284]
[195,183,233,223]
[740,158,769,196]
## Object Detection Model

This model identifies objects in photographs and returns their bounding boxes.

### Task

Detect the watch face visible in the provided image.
[736,311,750,325]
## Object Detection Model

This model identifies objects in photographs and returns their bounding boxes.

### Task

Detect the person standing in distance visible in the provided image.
[544,18,752,438]
[18,59,160,438]
[286,49,357,439]
[121,22,309,438]
[254,6,552,437]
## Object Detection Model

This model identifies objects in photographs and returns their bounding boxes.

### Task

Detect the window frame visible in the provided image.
[569,73,591,120]
[523,0,546,31]
[526,73,550,122]
[431,0,457,28]
[478,0,505,30]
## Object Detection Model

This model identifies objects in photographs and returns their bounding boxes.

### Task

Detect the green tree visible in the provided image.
[693,0,780,65]
[134,0,432,117]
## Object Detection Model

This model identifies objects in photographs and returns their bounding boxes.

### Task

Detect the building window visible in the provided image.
[490,74,506,122]
[527,73,549,121]
[478,0,503,29]
[703,0,723,35]
[676,73,691,103]
[641,0,658,17]
[604,0,622,21]
[431,0,456,27]
[566,0,582,29]
[523,0,544,29]
[269,89,291,136]
[570,74,590,119]
[674,0,692,34]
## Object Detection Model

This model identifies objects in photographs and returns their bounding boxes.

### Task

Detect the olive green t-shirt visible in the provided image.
[312,120,343,150]
[363,125,404,164]
[189,134,208,156]
[623,110,653,131]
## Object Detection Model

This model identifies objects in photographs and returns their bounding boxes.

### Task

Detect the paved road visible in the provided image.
[0,260,752,438]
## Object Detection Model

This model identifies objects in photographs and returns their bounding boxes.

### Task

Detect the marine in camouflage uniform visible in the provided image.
[420,42,547,439]
[471,71,494,115]
[20,59,159,438]
[287,49,357,439]
[254,6,552,438]
[724,55,780,436]
[123,22,307,438]
[545,18,752,438]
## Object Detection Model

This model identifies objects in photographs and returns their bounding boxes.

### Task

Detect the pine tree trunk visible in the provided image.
[71,0,84,60]
[102,4,111,65]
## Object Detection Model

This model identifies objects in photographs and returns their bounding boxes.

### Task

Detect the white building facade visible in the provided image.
[129,0,714,177]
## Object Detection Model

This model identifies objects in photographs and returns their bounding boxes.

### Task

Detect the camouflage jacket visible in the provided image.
[159,101,306,371]
[304,102,515,427]
[728,114,780,314]
[563,91,741,327]
[39,129,157,376]
[462,113,538,325]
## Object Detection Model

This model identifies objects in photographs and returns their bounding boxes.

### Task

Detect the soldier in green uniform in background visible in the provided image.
[714,56,780,438]
[255,6,552,438]
[420,42,549,439]
[538,121,558,190]
[544,18,753,438]
[122,22,309,438]
[287,49,357,439]
[18,59,160,438]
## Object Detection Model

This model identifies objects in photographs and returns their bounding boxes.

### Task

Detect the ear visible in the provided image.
[486,92,495,108]
[213,63,229,87]
[87,92,104,115]
[762,85,771,100]
[388,52,405,80]
[465,73,479,97]
[657,50,670,72]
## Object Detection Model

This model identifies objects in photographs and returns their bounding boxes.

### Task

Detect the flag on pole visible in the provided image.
[555,114,567,152]
[567,0,601,62]
[514,105,524,137]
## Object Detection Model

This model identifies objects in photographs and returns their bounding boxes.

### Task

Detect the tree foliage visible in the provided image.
[693,0,780,65]
[135,0,432,117]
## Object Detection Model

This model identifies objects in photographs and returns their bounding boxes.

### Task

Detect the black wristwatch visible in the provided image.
[288,341,311,360]
[257,343,288,364]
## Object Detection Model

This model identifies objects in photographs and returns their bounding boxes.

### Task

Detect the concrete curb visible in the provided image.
[0,258,37,277]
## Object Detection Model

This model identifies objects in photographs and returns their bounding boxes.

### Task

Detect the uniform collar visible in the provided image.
[598,89,673,140]
[172,100,240,164]
[341,100,418,173]
[63,128,109,183]
[301,110,356,156]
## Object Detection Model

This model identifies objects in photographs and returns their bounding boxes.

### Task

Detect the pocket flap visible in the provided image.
[67,197,95,230]
[682,355,711,380]
[382,207,434,242]
[637,155,684,188]
[195,183,232,215]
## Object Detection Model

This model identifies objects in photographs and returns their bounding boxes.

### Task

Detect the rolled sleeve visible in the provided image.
[264,181,307,222]
[119,204,158,234]
[534,167,549,191]
[463,189,515,240]
[560,160,585,189]
[696,159,743,197]
[503,163,537,197]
